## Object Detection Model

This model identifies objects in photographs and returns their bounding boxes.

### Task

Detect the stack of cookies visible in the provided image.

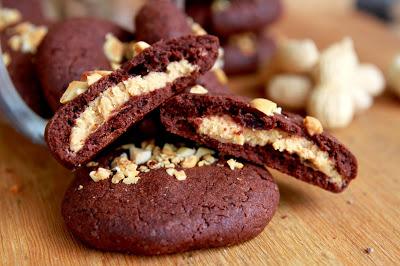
[3,0,358,256]
[186,0,283,75]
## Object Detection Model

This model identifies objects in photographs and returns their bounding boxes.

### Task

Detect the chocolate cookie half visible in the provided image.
[160,94,358,192]
[62,140,279,255]
[45,35,219,169]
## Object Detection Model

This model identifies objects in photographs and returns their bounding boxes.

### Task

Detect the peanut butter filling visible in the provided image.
[197,115,343,185]
[70,59,198,153]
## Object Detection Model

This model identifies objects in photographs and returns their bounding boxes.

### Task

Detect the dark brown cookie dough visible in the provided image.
[36,18,134,111]
[223,33,276,75]
[135,0,192,44]
[1,23,51,117]
[45,35,219,169]
[160,94,358,192]
[62,153,279,255]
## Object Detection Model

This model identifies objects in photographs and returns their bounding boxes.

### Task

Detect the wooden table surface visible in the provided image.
[1,2,400,265]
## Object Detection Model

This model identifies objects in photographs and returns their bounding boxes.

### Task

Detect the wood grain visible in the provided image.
[1,2,400,265]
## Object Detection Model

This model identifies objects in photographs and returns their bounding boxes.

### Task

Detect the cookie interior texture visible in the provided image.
[62,141,279,255]
[160,94,358,192]
[45,35,219,169]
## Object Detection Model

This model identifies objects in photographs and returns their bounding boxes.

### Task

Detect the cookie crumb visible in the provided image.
[250,98,282,116]
[176,147,195,158]
[111,172,125,184]
[346,199,354,205]
[103,33,125,63]
[111,62,121,70]
[122,175,140,185]
[60,81,89,104]
[227,159,244,170]
[174,170,187,181]
[190,85,208,95]
[162,143,177,156]
[77,185,83,191]
[90,168,112,182]
[8,22,48,54]
[181,155,199,168]
[166,168,175,176]
[9,184,21,194]
[166,168,187,181]
[281,215,288,219]
[86,161,99,167]
[365,247,374,254]
[138,165,150,173]
[84,70,112,86]
[0,8,22,31]
[129,147,152,165]
[2,52,10,67]
[304,116,323,136]
[190,20,207,36]
[195,147,215,158]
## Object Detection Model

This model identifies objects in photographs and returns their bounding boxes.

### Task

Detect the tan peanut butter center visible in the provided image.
[197,115,343,185]
[70,59,198,153]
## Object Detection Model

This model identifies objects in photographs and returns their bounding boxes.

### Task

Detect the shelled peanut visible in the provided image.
[265,37,385,129]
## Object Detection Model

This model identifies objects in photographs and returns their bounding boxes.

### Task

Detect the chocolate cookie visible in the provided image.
[135,0,192,44]
[160,94,358,192]
[36,18,134,111]
[45,35,219,169]
[223,33,276,75]
[1,21,51,117]
[186,0,282,37]
[62,141,279,255]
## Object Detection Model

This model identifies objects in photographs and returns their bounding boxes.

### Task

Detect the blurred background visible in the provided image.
[1,0,400,139]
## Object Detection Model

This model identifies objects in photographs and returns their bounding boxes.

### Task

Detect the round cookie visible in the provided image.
[62,144,279,255]
[36,18,134,111]
[1,22,52,117]
[211,0,282,38]
[223,34,276,75]
[135,0,192,44]
[186,0,282,38]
